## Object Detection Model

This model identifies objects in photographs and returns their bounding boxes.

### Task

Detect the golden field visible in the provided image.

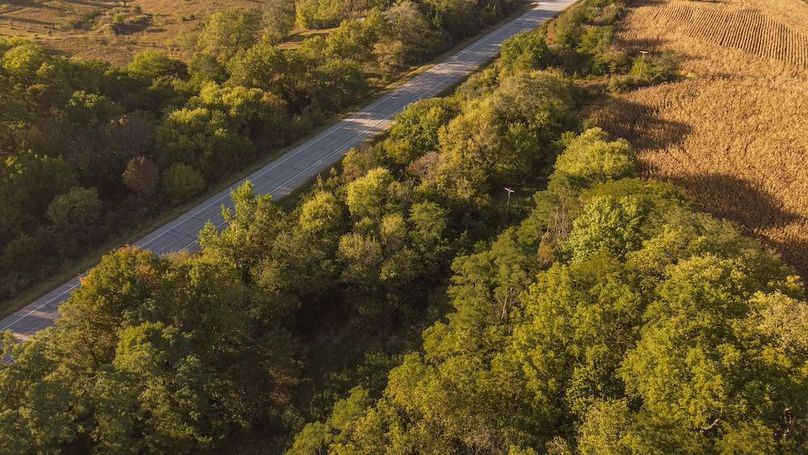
[592,0,808,278]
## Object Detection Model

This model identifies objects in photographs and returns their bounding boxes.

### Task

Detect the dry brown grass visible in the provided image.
[591,0,808,277]
[0,0,271,64]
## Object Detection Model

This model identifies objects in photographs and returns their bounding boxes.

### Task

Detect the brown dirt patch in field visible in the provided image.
[592,0,808,277]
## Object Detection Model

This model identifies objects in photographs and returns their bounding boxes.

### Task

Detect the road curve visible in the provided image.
[1,0,575,339]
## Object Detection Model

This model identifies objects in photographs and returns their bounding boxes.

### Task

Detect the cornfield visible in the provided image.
[627,1,808,68]
[593,0,808,277]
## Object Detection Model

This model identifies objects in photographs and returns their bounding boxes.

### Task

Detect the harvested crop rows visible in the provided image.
[625,1,808,68]
[593,0,808,278]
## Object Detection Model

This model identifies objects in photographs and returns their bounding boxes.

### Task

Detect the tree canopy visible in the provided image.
[0,0,521,301]
[2,1,792,454]
[295,128,808,454]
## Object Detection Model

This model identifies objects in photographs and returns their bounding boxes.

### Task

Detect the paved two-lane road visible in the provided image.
[1,0,576,338]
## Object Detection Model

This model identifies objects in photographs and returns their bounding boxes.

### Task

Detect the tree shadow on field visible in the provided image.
[613,34,669,55]
[669,173,802,230]
[612,17,702,67]
[2,1,60,11]
[591,96,692,152]
[669,173,808,280]
[769,234,808,284]
[626,0,668,6]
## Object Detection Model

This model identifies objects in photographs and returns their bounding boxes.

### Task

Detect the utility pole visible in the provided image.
[504,187,515,212]
[639,50,649,77]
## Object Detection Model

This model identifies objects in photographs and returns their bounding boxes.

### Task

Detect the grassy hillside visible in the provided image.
[591,0,808,278]
[0,0,268,64]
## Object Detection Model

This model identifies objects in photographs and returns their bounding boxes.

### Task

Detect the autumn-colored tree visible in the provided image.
[122,156,159,196]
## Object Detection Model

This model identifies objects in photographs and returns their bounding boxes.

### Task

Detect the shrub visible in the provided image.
[126,50,188,81]
[553,128,636,185]
[500,31,551,73]
[46,187,102,237]
[385,98,458,165]
[629,51,680,82]
[162,163,206,205]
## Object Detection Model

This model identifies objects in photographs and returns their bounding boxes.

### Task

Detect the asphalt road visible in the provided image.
[0,0,575,339]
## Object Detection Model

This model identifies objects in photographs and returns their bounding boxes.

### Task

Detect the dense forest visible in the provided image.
[1,0,805,453]
[289,134,808,453]
[0,0,519,302]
